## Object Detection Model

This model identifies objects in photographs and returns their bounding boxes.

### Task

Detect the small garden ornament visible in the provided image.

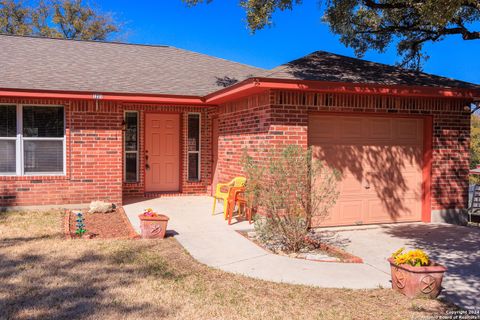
[75,212,87,236]
[388,248,447,299]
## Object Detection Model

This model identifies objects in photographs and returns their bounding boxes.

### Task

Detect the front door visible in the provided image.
[145,113,180,192]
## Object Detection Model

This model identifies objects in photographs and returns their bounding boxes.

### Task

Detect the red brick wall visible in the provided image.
[217,90,472,215]
[1,91,471,215]
[0,98,216,208]
[0,98,123,207]
[216,93,271,183]
[121,104,216,198]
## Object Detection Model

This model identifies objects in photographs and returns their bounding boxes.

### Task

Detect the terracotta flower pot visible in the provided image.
[388,257,447,299]
[138,214,169,239]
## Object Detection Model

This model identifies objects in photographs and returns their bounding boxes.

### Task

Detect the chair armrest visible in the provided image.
[216,183,229,195]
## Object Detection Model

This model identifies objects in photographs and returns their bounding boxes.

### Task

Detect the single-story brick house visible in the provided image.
[1,34,479,226]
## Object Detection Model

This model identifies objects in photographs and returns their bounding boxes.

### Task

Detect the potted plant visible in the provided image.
[388,248,447,299]
[138,208,169,239]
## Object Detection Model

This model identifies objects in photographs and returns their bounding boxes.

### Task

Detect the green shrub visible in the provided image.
[242,145,340,252]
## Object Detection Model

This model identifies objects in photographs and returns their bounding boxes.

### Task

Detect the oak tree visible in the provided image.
[0,0,119,40]
[183,0,480,70]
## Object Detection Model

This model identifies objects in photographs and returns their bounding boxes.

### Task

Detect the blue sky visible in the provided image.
[101,0,479,84]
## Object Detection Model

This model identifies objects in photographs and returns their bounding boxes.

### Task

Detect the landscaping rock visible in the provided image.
[89,201,115,213]
[305,253,339,262]
[247,231,256,238]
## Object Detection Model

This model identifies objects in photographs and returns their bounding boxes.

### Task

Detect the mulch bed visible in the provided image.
[65,207,139,240]
[237,230,363,264]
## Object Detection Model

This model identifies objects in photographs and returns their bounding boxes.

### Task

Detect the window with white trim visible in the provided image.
[187,113,201,181]
[0,105,17,174]
[124,111,139,182]
[0,105,65,176]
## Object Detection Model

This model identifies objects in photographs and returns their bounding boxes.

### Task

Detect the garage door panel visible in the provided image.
[338,173,364,194]
[340,117,365,139]
[313,146,364,196]
[309,116,338,141]
[368,118,393,140]
[396,119,423,144]
[329,200,365,225]
[309,114,424,227]
[396,197,422,221]
[365,199,391,223]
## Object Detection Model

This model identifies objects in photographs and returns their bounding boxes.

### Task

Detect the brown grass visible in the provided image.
[0,210,454,320]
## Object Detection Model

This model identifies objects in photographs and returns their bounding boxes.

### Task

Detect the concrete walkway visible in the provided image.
[124,196,390,289]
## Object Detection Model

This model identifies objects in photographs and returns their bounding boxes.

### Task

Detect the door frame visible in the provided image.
[143,111,182,193]
[307,111,433,223]
[211,116,219,195]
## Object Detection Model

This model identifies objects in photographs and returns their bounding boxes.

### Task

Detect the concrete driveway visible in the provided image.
[331,223,480,310]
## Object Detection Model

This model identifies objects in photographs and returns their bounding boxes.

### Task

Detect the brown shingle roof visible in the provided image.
[262,51,480,90]
[0,34,265,96]
[0,35,478,97]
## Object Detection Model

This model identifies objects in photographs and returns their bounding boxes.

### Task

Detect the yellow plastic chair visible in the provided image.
[212,177,246,219]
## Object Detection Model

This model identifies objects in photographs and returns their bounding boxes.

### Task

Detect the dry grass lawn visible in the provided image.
[0,210,455,320]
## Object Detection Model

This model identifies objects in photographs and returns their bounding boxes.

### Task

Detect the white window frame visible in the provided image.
[0,103,66,176]
[0,104,17,175]
[187,113,201,181]
[124,111,139,183]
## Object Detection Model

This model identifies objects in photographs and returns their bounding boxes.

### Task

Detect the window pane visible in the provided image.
[0,105,16,137]
[125,112,138,151]
[188,114,200,152]
[125,153,138,182]
[0,140,16,173]
[23,106,64,137]
[188,153,199,180]
[24,140,63,173]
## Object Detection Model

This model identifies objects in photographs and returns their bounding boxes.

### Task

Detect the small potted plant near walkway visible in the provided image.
[138,208,169,239]
[388,248,447,299]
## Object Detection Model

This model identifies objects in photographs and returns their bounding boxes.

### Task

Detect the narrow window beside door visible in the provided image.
[124,111,139,182]
[188,113,201,181]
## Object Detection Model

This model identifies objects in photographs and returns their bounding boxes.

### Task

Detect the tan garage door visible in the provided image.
[309,114,424,227]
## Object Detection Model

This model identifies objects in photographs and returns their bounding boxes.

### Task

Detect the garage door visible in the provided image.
[309,114,424,227]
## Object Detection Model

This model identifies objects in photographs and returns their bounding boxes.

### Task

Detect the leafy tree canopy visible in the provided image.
[0,0,119,40]
[183,0,480,70]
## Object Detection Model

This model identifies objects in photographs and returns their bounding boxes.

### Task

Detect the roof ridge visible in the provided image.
[167,45,267,71]
[0,33,170,48]
[314,50,479,86]
[270,49,479,87]
[0,33,267,72]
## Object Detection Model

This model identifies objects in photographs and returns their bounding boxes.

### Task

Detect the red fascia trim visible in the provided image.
[257,78,479,98]
[2,78,478,106]
[205,78,479,103]
[0,89,207,105]
[204,79,265,104]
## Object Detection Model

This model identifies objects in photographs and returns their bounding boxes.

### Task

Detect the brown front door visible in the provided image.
[145,113,180,192]
[211,117,219,196]
[309,114,424,227]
